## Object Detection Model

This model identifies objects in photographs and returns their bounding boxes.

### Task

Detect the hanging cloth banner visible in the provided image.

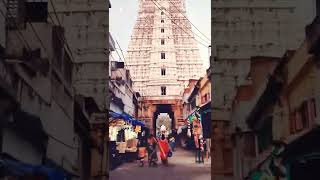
[188,110,202,135]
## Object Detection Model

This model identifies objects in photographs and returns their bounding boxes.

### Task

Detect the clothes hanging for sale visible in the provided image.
[117,129,125,142]
[109,126,118,141]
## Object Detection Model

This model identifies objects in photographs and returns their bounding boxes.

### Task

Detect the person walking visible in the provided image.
[158,134,171,166]
[195,135,204,163]
[168,132,176,151]
[147,134,158,167]
[137,132,147,167]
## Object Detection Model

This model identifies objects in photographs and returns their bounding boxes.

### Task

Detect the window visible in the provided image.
[161,12,164,15]
[290,99,317,134]
[161,28,164,33]
[161,68,166,76]
[25,1,48,22]
[243,134,256,157]
[161,20,164,23]
[161,86,166,95]
[161,39,165,45]
[161,52,165,59]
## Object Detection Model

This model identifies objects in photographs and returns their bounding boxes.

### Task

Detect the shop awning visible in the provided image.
[0,157,34,176]
[109,112,133,122]
[121,112,134,121]
[33,166,67,180]
[131,120,145,127]
[109,111,123,119]
[0,154,67,180]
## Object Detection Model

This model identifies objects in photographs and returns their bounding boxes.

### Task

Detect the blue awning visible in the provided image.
[34,166,66,180]
[0,157,66,180]
[121,113,134,121]
[131,120,145,127]
[0,158,35,176]
[109,111,146,127]
[109,111,123,119]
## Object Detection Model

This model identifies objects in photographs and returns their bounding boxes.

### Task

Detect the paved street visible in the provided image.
[109,148,211,180]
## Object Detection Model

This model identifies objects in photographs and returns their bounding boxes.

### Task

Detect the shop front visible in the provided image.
[186,107,211,146]
[108,111,146,170]
[199,102,211,149]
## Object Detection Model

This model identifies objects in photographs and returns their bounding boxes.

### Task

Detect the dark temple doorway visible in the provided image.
[153,104,175,137]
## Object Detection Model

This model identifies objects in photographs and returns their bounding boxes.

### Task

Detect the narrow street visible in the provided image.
[110,148,211,180]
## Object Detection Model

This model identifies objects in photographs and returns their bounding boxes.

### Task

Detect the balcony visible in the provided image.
[5,25,55,76]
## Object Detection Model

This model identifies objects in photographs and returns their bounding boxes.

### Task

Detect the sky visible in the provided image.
[109,0,211,70]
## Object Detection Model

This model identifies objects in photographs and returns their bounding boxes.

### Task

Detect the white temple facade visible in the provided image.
[125,0,203,98]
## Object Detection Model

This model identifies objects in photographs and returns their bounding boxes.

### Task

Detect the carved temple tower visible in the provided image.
[125,0,203,133]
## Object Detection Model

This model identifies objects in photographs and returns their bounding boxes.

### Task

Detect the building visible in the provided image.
[231,8,320,179]
[231,55,284,179]
[109,32,139,118]
[48,0,111,178]
[181,73,211,149]
[0,0,112,179]
[211,0,316,179]
[126,0,203,134]
[198,74,211,140]
[0,0,79,178]
[110,61,137,117]
[182,79,199,123]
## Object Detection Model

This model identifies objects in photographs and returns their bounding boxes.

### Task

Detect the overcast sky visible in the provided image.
[109,0,211,70]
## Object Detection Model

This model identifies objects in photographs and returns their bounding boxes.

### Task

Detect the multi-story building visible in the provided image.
[182,79,199,122]
[109,61,137,117]
[109,31,138,118]
[211,0,316,178]
[0,0,80,177]
[126,0,203,134]
[229,7,320,179]
[48,0,110,178]
[0,0,112,179]
[181,72,211,148]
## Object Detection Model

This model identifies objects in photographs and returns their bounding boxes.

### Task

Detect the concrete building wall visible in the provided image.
[211,1,316,178]
[49,0,109,111]
[199,75,211,106]
[110,68,135,116]
[284,41,320,137]
[0,0,5,48]
[2,128,43,164]
[3,17,78,174]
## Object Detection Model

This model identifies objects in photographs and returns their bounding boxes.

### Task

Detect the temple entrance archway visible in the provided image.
[153,104,174,137]
[138,97,183,136]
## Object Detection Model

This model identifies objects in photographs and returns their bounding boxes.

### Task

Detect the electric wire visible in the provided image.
[48,0,75,62]
[151,0,210,48]
[168,0,211,42]
[1,0,48,55]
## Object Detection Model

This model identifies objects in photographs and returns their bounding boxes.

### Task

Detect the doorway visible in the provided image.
[153,104,175,137]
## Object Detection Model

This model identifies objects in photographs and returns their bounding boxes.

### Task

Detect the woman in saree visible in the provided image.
[158,134,171,166]
[147,134,158,167]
